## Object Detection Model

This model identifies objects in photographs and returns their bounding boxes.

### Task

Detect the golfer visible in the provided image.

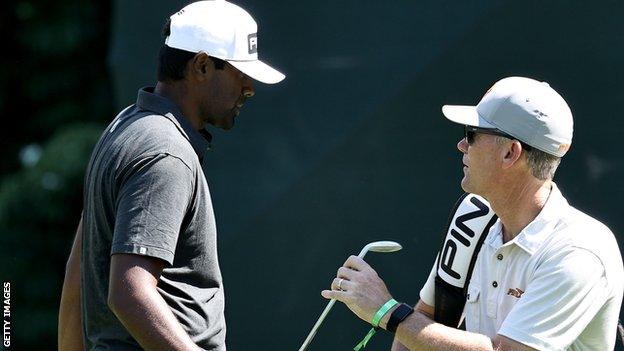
[58,1,284,350]
[323,77,624,350]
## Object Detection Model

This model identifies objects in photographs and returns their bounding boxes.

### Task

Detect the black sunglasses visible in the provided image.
[464,125,532,151]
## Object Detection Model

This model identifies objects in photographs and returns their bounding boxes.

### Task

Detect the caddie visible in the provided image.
[58,1,284,350]
[322,77,624,350]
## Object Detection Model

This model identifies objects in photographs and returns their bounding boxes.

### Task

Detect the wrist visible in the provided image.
[385,303,415,333]
[353,298,399,351]
[371,298,398,328]
[379,304,400,329]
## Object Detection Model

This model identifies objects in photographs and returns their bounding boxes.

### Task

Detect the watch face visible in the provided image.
[387,303,415,333]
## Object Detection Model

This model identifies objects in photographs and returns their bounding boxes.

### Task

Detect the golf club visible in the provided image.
[298,241,402,351]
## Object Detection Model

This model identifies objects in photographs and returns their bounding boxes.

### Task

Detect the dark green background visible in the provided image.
[1,0,622,350]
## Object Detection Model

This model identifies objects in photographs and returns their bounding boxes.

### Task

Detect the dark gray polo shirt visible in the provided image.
[81,87,225,350]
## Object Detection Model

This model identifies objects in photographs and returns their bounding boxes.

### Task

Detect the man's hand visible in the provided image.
[108,253,200,351]
[320,258,534,351]
[320,255,394,325]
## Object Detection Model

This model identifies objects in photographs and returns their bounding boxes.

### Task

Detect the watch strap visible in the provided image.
[386,303,414,333]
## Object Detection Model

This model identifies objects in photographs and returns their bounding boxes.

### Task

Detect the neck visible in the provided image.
[486,177,552,243]
[154,81,203,130]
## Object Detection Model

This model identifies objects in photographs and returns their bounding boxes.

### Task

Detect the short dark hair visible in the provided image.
[524,147,561,180]
[494,136,561,180]
[157,18,225,82]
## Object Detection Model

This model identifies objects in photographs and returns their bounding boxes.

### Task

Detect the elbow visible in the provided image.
[107,284,127,316]
[106,288,118,314]
[107,253,165,319]
[107,281,142,319]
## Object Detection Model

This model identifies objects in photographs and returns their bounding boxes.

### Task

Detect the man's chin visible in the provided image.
[214,116,235,130]
[224,111,238,129]
[460,179,486,198]
[217,122,234,131]
[460,177,471,193]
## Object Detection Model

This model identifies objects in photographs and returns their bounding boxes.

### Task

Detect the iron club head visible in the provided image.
[298,240,403,351]
[358,241,402,257]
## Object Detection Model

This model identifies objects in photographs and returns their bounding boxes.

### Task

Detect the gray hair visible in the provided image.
[495,136,561,180]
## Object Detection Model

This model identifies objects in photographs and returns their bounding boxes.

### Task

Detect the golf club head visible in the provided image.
[299,240,403,351]
[358,240,402,257]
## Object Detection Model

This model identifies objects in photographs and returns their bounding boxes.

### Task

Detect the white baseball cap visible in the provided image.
[165,0,285,84]
[442,77,573,157]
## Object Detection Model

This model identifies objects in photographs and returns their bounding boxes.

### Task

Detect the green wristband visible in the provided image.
[371,298,398,327]
[353,299,398,351]
[353,327,377,351]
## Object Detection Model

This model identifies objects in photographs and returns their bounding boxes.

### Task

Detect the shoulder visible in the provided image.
[543,205,623,290]
[115,112,200,170]
[558,206,619,258]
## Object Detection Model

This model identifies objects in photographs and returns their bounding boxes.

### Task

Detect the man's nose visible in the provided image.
[457,137,468,154]
[242,78,255,98]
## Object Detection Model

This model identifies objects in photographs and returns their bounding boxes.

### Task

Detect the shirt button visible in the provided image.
[492,281,498,288]
[497,254,504,260]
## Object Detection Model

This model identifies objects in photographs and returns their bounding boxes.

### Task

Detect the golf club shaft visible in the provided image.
[298,248,371,351]
[298,298,336,351]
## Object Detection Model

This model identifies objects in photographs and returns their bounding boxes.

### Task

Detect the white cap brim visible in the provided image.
[441,105,496,129]
[229,60,285,84]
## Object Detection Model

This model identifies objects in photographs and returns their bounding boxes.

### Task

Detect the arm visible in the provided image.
[390,308,531,350]
[58,217,85,351]
[107,253,200,351]
[107,156,201,350]
[390,300,433,351]
[321,256,535,351]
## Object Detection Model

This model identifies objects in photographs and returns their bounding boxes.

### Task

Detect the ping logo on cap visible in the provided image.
[248,33,257,54]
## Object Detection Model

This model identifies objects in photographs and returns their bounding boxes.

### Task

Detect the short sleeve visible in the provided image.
[498,247,608,350]
[419,256,438,307]
[111,154,194,265]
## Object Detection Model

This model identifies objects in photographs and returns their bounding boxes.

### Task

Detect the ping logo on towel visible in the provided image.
[248,33,258,54]
[437,194,497,288]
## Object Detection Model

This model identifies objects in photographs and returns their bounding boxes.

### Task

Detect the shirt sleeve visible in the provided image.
[498,246,609,350]
[111,154,194,265]
[419,256,438,307]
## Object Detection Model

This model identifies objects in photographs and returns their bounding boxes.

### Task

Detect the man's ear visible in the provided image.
[501,140,523,170]
[190,52,212,80]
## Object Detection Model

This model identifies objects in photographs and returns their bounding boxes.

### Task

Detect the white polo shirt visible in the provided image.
[422,183,624,350]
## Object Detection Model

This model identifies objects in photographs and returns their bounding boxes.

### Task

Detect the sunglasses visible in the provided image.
[464,125,532,151]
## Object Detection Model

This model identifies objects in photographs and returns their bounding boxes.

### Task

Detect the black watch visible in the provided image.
[386,303,414,333]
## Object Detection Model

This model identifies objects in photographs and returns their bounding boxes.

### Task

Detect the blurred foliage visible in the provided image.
[0,0,112,175]
[0,0,112,348]
[0,123,104,347]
